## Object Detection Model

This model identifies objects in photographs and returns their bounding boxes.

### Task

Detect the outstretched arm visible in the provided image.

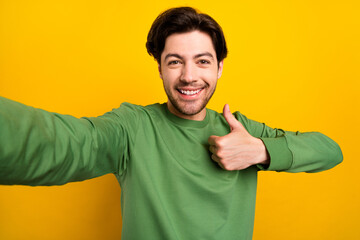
[0,97,129,186]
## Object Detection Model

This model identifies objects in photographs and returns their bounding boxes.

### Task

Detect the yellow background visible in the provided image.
[0,0,359,239]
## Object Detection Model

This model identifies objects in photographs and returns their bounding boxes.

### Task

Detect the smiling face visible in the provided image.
[159,31,223,120]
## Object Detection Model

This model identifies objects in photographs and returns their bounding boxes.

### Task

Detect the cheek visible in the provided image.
[202,70,219,84]
[161,69,179,83]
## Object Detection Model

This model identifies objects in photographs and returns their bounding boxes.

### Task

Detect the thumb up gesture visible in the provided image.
[208,104,269,170]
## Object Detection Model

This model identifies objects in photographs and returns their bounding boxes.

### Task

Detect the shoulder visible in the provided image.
[109,102,165,124]
[111,102,161,115]
[206,107,265,137]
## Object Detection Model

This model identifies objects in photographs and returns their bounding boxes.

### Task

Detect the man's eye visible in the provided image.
[198,59,210,64]
[168,60,181,65]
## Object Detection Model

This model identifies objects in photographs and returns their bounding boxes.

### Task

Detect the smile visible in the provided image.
[178,89,203,96]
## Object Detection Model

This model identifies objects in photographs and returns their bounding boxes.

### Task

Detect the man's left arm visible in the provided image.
[208,104,343,172]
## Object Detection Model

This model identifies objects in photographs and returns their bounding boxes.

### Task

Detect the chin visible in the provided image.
[172,100,207,116]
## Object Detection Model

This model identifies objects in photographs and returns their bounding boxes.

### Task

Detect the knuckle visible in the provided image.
[208,136,215,143]
[218,141,226,148]
[216,149,224,158]
[219,159,229,168]
[223,164,234,171]
[220,160,238,171]
[215,138,225,148]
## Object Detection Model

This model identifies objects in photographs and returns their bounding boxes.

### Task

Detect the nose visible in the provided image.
[180,63,198,83]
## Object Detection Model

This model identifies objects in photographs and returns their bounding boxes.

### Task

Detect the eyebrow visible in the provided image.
[164,52,214,61]
[195,52,214,59]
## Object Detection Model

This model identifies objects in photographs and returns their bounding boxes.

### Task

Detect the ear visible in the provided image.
[217,60,224,79]
[158,63,163,79]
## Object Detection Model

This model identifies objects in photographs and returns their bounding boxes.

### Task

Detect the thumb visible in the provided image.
[223,104,246,132]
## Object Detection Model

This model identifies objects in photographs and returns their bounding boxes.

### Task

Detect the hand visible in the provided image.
[208,104,270,171]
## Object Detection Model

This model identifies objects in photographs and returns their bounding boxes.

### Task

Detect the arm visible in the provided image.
[208,104,343,172]
[256,127,343,173]
[0,97,132,186]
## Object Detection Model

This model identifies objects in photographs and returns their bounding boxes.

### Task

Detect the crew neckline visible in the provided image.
[162,103,210,128]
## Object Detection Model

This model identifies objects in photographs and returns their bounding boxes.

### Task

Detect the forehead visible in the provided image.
[161,31,216,58]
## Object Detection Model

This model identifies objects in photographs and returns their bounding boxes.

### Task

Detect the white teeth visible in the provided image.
[179,89,201,95]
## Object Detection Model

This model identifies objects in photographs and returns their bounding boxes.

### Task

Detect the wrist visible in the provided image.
[255,138,270,166]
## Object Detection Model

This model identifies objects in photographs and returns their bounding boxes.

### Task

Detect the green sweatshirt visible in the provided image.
[0,97,342,239]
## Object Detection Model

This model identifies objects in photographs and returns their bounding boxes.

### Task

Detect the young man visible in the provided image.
[0,7,342,240]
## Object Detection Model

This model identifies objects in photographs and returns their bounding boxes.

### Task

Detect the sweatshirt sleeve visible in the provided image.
[0,97,135,186]
[234,112,343,173]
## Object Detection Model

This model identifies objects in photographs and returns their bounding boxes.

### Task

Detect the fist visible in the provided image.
[208,104,269,170]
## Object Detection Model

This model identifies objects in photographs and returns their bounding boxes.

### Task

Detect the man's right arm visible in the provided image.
[235,111,343,173]
[0,97,131,186]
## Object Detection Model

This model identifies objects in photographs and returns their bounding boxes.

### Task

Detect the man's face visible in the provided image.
[159,30,223,120]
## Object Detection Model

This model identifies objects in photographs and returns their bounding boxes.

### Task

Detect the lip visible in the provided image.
[177,87,203,90]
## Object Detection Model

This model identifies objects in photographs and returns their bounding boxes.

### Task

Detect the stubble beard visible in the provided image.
[165,84,216,117]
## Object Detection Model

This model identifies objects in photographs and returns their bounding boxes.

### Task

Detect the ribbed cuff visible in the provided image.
[257,136,293,171]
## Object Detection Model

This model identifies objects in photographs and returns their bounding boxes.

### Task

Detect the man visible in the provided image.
[0,7,342,240]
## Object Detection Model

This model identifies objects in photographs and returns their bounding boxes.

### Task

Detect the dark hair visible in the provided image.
[146,7,228,64]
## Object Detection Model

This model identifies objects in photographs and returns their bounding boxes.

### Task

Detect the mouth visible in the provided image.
[177,88,203,96]
[176,88,205,100]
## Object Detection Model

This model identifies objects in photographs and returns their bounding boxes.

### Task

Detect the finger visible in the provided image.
[223,104,241,131]
[209,145,217,154]
[211,154,220,163]
[217,162,226,170]
[210,154,227,170]
[211,155,226,170]
[208,135,219,145]
[223,104,247,132]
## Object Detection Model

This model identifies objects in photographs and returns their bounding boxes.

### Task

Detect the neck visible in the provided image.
[166,102,206,121]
